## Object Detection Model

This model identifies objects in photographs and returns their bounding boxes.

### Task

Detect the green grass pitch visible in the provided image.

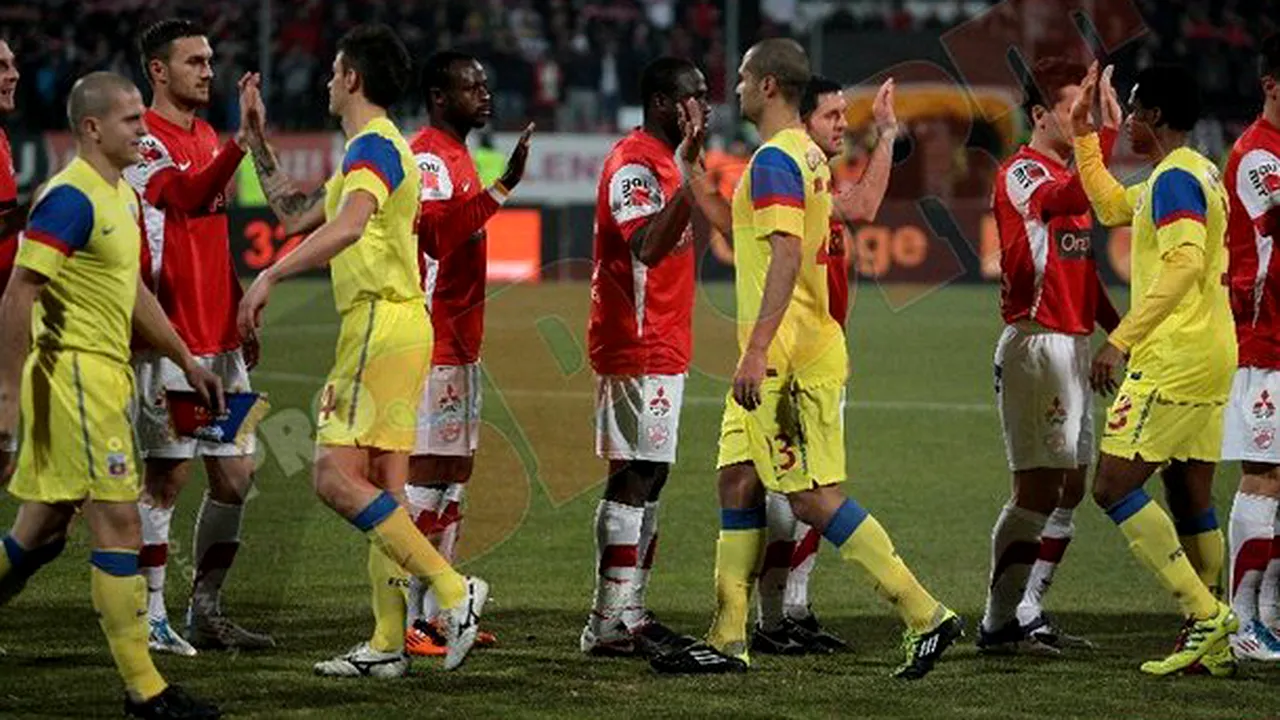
[2,280,1277,719]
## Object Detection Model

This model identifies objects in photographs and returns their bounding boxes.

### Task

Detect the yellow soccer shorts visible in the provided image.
[716,375,846,494]
[1100,374,1225,463]
[316,299,432,452]
[9,350,138,504]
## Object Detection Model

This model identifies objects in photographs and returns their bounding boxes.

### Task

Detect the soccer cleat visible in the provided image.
[1023,614,1096,651]
[895,609,964,679]
[405,620,447,657]
[149,618,198,657]
[187,614,275,650]
[1229,619,1280,662]
[750,623,808,655]
[788,613,849,653]
[477,630,498,647]
[631,613,698,658]
[441,576,489,671]
[976,620,1060,656]
[1139,603,1239,676]
[579,621,637,656]
[1186,641,1238,678]
[650,642,749,674]
[124,684,220,719]
[313,642,408,678]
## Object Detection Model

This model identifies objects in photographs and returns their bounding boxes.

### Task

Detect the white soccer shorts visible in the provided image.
[1222,367,1280,463]
[413,362,483,457]
[594,374,685,464]
[134,349,257,460]
[994,323,1093,471]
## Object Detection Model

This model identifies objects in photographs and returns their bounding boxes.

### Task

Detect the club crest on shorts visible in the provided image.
[1254,425,1275,451]
[107,452,129,478]
[648,386,671,418]
[1253,390,1275,420]
[647,423,670,449]
[1044,396,1067,426]
[1107,395,1132,431]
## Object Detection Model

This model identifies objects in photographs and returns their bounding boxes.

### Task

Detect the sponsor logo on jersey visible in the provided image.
[1054,228,1093,259]
[1011,160,1048,189]
[138,136,165,165]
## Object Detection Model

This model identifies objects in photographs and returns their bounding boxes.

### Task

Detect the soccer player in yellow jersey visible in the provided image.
[236,24,486,677]
[1071,62,1238,676]
[652,38,961,678]
[0,72,223,719]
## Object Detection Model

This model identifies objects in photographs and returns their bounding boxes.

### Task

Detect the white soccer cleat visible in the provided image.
[579,619,636,656]
[1230,620,1280,662]
[148,618,198,657]
[313,642,408,678]
[442,576,489,671]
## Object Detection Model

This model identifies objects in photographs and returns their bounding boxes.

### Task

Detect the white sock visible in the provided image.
[757,491,796,631]
[1017,506,1075,627]
[1254,505,1280,629]
[435,483,466,563]
[625,501,660,629]
[783,523,820,620]
[590,499,643,633]
[138,499,174,623]
[982,503,1048,633]
[404,485,444,627]
[189,493,244,620]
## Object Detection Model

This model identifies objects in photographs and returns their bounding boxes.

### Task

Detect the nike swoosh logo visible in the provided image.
[176,161,192,171]
[102,226,115,235]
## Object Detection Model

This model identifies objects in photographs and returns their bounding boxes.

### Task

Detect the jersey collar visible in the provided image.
[1018,143,1068,171]
[349,115,395,146]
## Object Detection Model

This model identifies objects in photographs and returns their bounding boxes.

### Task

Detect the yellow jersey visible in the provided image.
[323,116,424,314]
[1129,147,1235,401]
[731,126,846,384]
[16,157,141,365]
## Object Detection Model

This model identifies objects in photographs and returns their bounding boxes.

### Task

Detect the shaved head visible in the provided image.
[67,71,139,134]
[743,38,809,106]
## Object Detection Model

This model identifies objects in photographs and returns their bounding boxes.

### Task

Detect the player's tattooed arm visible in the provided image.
[247,140,326,235]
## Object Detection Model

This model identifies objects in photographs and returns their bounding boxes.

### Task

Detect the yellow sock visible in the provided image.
[1108,490,1218,619]
[1179,528,1225,598]
[355,493,465,610]
[90,550,167,702]
[706,507,766,656]
[827,501,941,633]
[368,544,409,653]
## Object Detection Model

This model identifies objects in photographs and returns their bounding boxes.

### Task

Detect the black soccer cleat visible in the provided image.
[650,642,749,675]
[894,611,964,680]
[633,614,699,658]
[787,614,849,653]
[124,685,221,720]
[750,623,808,655]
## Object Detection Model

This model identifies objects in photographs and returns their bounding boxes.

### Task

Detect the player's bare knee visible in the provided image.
[141,458,189,507]
[1011,469,1062,514]
[1241,462,1280,497]
[83,501,142,550]
[205,456,253,504]
[10,503,76,548]
[1058,467,1088,508]
[604,461,652,506]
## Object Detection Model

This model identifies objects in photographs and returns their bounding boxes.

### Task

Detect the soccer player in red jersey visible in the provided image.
[0,39,26,481]
[978,58,1120,654]
[581,57,708,657]
[401,51,533,656]
[123,19,272,655]
[749,74,898,655]
[1223,34,1280,661]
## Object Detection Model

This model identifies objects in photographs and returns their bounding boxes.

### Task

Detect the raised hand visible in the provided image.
[1099,64,1123,131]
[676,97,707,178]
[1070,61,1100,137]
[498,123,535,190]
[871,78,899,138]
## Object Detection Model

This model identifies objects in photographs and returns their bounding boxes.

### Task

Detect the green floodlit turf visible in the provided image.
[2,280,1277,719]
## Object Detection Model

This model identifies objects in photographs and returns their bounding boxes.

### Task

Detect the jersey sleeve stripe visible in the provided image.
[23,228,75,256]
[26,184,94,253]
[749,147,804,205]
[752,193,805,210]
[1152,168,1207,227]
[342,135,405,194]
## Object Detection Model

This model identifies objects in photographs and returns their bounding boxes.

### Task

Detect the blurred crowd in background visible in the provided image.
[0,0,1276,151]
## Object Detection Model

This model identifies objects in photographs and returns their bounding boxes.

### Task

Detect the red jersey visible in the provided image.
[1225,116,1280,369]
[0,127,16,290]
[993,141,1116,335]
[409,125,504,366]
[588,129,695,376]
[125,109,245,355]
[825,218,849,325]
